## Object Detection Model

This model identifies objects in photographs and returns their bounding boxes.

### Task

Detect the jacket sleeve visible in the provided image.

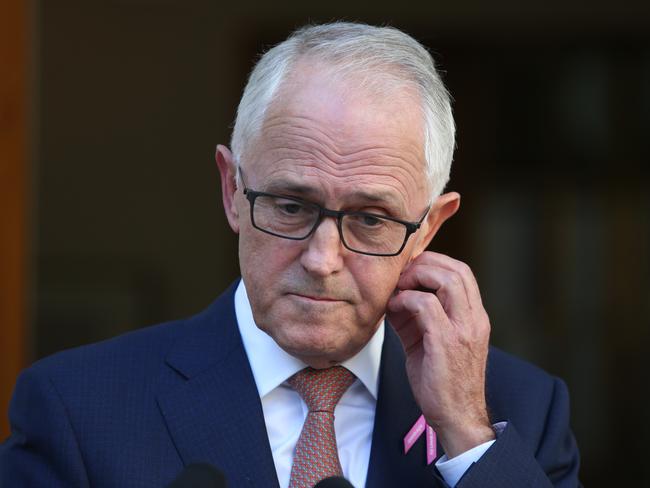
[452,377,581,488]
[0,366,90,487]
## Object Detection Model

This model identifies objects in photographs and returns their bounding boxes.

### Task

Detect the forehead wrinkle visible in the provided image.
[259,122,425,190]
[261,113,424,167]
[259,160,422,215]
[262,153,422,196]
[264,142,423,177]
[264,149,426,204]
[262,114,342,160]
[251,138,426,211]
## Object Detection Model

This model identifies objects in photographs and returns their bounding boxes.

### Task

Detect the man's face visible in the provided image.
[218,63,453,368]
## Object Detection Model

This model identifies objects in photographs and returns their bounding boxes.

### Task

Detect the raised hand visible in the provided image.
[387,251,495,458]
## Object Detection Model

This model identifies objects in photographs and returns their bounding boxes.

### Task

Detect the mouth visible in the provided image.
[288,293,347,303]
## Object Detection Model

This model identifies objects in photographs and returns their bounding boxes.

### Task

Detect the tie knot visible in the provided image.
[288,366,355,412]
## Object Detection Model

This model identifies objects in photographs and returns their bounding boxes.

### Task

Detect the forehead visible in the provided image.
[244,63,430,212]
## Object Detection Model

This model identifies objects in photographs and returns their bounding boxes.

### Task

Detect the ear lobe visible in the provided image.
[415,192,461,254]
[215,144,240,233]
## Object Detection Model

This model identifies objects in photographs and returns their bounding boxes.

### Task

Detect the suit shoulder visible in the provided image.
[22,283,238,393]
[27,282,239,380]
[486,345,557,388]
[485,346,570,433]
[27,318,185,382]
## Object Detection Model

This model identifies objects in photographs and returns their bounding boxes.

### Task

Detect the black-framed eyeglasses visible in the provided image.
[238,168,430,257]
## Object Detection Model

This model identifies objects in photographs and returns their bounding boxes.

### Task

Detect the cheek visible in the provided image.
[351,258,406,310]
[238,229,299,291]
[240,234,272,275]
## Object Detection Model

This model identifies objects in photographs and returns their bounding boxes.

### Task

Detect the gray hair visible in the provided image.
[231,22,455,200]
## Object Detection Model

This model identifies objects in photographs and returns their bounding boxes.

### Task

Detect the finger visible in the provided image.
[387,289,448,335]
[403,252,483,307]
[387,305,415,331]
[397,264,472,319]
[389,319,424,352]
[408,254,491,340]
[427,252,483,306]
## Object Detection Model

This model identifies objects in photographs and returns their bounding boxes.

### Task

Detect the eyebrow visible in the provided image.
[262,180,317,197]
[262,178,406,214]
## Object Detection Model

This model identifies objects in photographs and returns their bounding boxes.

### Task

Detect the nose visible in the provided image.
[299,216,345,277]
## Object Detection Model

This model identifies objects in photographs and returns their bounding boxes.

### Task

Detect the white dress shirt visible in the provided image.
[234,281,495,488]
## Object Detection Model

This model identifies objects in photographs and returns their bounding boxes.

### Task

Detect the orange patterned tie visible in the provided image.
[287,366,356,488]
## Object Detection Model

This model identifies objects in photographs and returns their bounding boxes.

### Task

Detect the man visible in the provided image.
[1,22,581,487]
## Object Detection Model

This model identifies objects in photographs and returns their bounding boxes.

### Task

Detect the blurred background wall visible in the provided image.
[2,0,649,485]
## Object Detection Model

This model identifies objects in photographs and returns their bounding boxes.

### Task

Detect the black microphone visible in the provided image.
[167,463,227,487]
[313,477,355,488]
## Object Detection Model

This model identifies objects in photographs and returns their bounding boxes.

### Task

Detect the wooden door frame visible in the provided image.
[0,0,30,440]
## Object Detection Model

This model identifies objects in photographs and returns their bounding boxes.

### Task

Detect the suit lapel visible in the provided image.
[365,323,446,488]
[156,282,279,488]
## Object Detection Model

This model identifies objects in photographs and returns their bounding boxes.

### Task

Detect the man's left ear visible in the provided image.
[414,192,461,255]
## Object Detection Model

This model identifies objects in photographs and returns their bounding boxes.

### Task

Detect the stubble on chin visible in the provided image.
[259,298,383,367]
[245,266,389,364]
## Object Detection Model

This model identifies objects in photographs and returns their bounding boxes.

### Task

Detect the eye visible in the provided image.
[275,199,306,215]
[350,212,390,229]
[360,214,382,227]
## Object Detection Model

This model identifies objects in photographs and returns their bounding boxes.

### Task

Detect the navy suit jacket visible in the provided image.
[1,281,580,487]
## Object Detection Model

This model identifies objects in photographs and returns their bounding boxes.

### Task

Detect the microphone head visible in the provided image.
[313,477,355,488]
[167,463,227,487]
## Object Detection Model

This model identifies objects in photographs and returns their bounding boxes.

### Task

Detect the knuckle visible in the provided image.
[457,334,471,348]
[415,293,440,317]
[419,294,437,312]
[454,329,474,349]
[459,261,473,278]
[481,315,492,334]
[448,273,463,288]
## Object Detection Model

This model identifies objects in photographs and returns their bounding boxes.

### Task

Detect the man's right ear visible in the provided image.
[215,144,240,234]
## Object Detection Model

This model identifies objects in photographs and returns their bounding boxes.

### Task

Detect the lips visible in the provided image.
[296,294,339,301]
[288,292,347,303]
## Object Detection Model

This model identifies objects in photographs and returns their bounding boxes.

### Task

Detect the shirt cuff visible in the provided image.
[434,422,507,487]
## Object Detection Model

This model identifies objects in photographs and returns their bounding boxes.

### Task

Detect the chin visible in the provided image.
[273,324,359,365]
[255,300,376,364]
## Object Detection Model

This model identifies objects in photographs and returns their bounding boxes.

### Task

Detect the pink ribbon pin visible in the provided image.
[403,414,437,465]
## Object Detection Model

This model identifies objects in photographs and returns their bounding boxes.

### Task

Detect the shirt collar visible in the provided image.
[235,280,384,400]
